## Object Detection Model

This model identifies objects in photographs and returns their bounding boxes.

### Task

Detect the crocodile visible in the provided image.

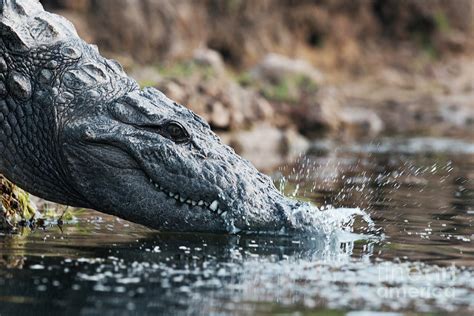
[0,0,308,233]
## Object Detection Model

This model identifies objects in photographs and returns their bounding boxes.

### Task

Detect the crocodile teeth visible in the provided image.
[209,200,219,212]
[149,178,224,215]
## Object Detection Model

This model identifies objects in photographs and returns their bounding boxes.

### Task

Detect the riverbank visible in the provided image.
[2,0,473,225]
[128,50,474,169]
[39,0,474,168]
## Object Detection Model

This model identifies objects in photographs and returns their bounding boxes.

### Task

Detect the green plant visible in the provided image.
[236,71,254,87]
[261,74,318,103]
[1,175,35,225]
[262,78,291,102]
[157,61,215,79]
[1,174,80,230]
[434,10,450,33]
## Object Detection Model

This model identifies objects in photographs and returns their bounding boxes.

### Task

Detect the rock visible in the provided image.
[281,128,310,159]
[157,70,273,130]
[192,48,224,74]
[225,82,274,126]
[129,66,163,87]
[220,124,309,170]
[209,101,230,129]
[437,94,474,129]
[161,80,187,102]
[305,87,342,132]
[278,87,342,137]
[435,30,470,53]
[251,53,324,85]
[338,107,384,138]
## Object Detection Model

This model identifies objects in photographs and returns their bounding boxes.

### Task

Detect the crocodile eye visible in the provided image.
[163,121,189,143]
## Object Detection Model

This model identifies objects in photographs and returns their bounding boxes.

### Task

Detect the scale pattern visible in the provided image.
[0,0,304,233]
[0,0,137,203]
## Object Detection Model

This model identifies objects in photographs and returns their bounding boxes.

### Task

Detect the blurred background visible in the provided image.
[40,0,474,169]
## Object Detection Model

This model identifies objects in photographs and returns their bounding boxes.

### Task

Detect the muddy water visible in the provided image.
[0,137,473,315]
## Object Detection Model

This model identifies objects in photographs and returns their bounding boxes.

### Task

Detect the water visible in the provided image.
[1,137,473,315]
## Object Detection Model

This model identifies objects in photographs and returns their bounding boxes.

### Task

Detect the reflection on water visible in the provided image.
[0,137,473,315]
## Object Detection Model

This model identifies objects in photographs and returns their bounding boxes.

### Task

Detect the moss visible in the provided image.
[434,10,450,33]
[1,174,79,231]
[260,74,319,103]
[224,0,243,13]
[157,61,215,80]
[262,78,292,102]
[412,31,439,60]
[1,175,36,230]
[411,10,450,61]
[236,71,254,87]
[1,175,35,219]
[158,61,195,78]
[41,204,79,221]
[138,79,157,88]
[296,74,319,93]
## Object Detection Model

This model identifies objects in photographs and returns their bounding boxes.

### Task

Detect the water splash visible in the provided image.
[284,203,376,238]
[275,155,377,238]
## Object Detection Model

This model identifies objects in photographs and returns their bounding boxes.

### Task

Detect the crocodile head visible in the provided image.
[0,0,302,233]
[61,87,299,232]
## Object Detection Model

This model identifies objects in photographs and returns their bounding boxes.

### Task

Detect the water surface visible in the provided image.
[1,137,473,315]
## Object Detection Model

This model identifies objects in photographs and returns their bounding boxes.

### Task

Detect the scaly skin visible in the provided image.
[0,0,305,233]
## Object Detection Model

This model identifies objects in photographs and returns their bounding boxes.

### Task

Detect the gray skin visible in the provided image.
[0,0,306,233]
